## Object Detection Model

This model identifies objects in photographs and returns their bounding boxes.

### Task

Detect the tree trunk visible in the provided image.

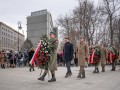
[110,15,113,46]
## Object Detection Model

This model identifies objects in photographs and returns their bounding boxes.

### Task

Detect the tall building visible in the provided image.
[27,9,54,47]
[0,22,25,51]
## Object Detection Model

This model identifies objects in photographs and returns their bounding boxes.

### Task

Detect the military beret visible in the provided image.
[49,31,55,35]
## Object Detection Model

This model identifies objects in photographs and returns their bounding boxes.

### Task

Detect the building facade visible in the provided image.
[0,22,25,51]
[27,9,54,47]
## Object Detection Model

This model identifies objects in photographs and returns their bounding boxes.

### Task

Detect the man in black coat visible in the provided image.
[63,37,74,78]
[28,47,35,72]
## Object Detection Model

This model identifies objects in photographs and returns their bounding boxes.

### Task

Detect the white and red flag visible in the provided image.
[30,42,41,65]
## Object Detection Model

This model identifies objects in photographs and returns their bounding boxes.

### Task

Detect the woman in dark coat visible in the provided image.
[28,47,35,72]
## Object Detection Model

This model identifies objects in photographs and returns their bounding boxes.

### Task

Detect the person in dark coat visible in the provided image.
[63,37,74,78]
[28,47,35,72]
[9,50,15,68]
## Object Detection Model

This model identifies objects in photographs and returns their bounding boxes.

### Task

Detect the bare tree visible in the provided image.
[100,0,120,46]
[57,14,71,37]
[73,0,103,45]
[112,18,120,48]
[56,0,120,47]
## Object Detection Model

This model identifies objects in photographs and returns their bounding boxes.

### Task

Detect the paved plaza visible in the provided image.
[0,66,120,90]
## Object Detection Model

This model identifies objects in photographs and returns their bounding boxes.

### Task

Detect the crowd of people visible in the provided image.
[0,48,35,69]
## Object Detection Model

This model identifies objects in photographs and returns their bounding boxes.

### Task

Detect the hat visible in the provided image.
[49,31,55,35]
[79,36,84,39]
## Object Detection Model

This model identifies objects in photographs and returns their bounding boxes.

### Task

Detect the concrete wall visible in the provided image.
[27,10,54,47]
[27,14,48,47]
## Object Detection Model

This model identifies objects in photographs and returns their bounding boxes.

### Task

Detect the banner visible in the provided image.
[30,43,41,65]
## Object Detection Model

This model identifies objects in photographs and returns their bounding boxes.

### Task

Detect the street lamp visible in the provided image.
[18,21,22,52]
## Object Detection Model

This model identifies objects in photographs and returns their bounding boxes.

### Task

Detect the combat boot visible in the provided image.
[48,73,56,82]
[48,77,56,82]
[38,72,47,81]
[102,65,105,72]
[96,68,99,73]
[102,69,105,72]
[82,71,85,78]
[93,69,97,73]
[111,69,115,71]
[33,68,35,71]
[38,77,45,81]
[29,68,31,72]
[77,73,81,78]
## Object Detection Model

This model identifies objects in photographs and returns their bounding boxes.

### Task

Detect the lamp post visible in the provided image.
[18,21,22,53]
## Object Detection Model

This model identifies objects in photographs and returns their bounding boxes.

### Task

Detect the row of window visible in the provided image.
[1,43,15,48]
[1,27,23,40]
[1,39,23,45]
[2,37,13,43]
[1,27,13,34]
[0,41,22,50]
[1,31,14,39]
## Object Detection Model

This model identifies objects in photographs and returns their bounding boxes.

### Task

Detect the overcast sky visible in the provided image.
[0,0,98,37]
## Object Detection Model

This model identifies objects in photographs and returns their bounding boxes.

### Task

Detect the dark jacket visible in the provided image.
[63,42,74,62]
[28,51,34,62]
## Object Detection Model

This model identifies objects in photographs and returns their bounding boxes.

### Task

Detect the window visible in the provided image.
[4,43,5,47]
[8,34,9,37]
[2,27,3,30]
[4,37,5,41]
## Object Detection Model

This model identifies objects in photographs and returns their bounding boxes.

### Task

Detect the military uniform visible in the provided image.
[93,45,101,73]
[101,46,108,72]
[76,41,89,78]
[111,46,119,71]
[48,38,58,71]
[38,36,58,82]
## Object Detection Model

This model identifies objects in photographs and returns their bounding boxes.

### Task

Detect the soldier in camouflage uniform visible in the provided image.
[38,32,58,82]
[111,45,119,71]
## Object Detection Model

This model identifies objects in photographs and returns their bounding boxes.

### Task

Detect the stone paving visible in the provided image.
[0,66,120,90]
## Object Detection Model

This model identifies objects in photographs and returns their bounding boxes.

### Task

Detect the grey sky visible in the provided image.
[0,0,98,37]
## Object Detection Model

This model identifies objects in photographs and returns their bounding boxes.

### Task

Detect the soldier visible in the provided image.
[110,45,119,71]
[38,32,58,82]
[101,44,108,72]
[93,44,101,73]
[76,36,89,78]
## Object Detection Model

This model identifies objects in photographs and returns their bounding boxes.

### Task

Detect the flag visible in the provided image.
[30,43,41,65]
